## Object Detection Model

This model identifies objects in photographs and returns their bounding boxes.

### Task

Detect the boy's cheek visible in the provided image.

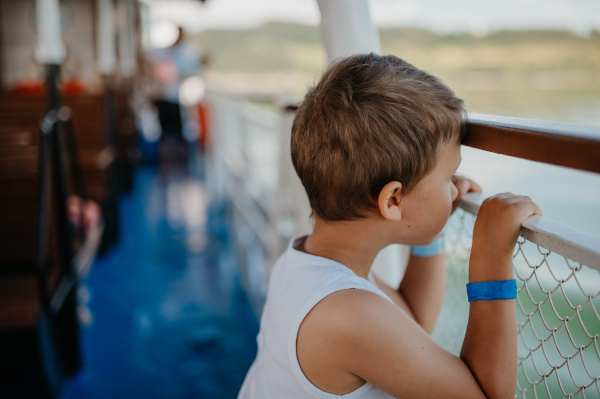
[435,198,454,234]
[419,207,448,243]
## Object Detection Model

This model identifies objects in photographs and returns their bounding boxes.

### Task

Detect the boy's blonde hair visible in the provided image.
[291,53,466,221]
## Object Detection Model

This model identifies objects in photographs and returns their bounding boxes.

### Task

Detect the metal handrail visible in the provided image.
[36,111,56,312]
[99,76,120,251]
[37,110,76,314]
[459,192,600,270]
[58,106,87,199]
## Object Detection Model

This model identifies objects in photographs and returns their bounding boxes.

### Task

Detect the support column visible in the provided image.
[316,0,381,63]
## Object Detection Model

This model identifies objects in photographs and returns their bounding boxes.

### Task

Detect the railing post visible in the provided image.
[317,0,381,62]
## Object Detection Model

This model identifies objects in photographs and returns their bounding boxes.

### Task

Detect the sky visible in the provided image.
[148,0,600,36]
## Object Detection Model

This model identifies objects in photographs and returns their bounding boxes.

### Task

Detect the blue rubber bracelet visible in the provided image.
[466,280,517,302]
[410,235,445,257]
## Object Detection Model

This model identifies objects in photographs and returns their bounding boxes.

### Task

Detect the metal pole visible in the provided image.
[35,0,64,314]
[97,0,120,250]
[36,0,82,376]
[316,0,381,63]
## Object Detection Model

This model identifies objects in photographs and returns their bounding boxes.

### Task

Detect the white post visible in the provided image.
[317,0,410,288]
[97,0,117,75]
[117,0,137,78]
[35,0,66,65]
[316,0,381,63]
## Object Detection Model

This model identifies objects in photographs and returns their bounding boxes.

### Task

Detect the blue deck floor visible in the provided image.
[60,165,259,399]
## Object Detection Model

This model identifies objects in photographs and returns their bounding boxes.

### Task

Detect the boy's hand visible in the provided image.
[470,192,542,282]
[451,175,482,214]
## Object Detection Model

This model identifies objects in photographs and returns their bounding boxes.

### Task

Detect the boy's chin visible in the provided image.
[392,239,431,247]
[413,238,436,247]
[398,234,440,247]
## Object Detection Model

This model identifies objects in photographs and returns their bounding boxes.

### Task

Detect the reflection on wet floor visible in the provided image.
[61,165,259,399]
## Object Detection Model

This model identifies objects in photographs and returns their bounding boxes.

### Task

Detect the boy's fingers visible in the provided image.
[526,201,543,217]
[467,179,482,193]
[452,176,482,191]
[456,179,470,195]
[453,177,481,197]
[499,194,543,218]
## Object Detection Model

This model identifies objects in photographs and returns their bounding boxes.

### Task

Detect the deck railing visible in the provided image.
[206,92,600,398]
[206,92,284,314]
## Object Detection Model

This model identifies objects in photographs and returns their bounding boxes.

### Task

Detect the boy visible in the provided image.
[238,53,541,398]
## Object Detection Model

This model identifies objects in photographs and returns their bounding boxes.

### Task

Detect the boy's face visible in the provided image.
[394,138,462,246]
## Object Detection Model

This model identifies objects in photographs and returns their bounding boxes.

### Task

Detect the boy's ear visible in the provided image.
[378,181,403,222]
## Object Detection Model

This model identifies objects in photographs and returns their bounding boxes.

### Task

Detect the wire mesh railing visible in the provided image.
[434,193,600,399]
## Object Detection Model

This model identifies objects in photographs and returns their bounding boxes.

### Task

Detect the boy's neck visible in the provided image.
[300,216,391,280]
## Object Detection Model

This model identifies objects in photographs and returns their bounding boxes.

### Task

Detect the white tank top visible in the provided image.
[238,236,395,399]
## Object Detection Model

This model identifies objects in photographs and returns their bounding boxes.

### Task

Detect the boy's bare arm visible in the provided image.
[459,193,540,398]
[299,289,488,399]
[372,253,446,334]
[398,252,446,333]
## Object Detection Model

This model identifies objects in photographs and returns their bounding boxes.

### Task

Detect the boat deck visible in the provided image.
[60,164,259,399]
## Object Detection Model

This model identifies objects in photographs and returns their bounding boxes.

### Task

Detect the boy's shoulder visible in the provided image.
[296,288,410,393]
[299,287,401,342]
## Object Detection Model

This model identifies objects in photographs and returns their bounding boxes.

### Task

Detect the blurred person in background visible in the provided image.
[150,26,202,172]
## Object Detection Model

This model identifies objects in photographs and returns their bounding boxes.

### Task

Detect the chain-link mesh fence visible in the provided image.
[433,208,600,398]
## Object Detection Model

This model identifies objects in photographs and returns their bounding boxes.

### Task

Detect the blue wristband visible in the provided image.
[466,280,517,301]
[410,235,445,257]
